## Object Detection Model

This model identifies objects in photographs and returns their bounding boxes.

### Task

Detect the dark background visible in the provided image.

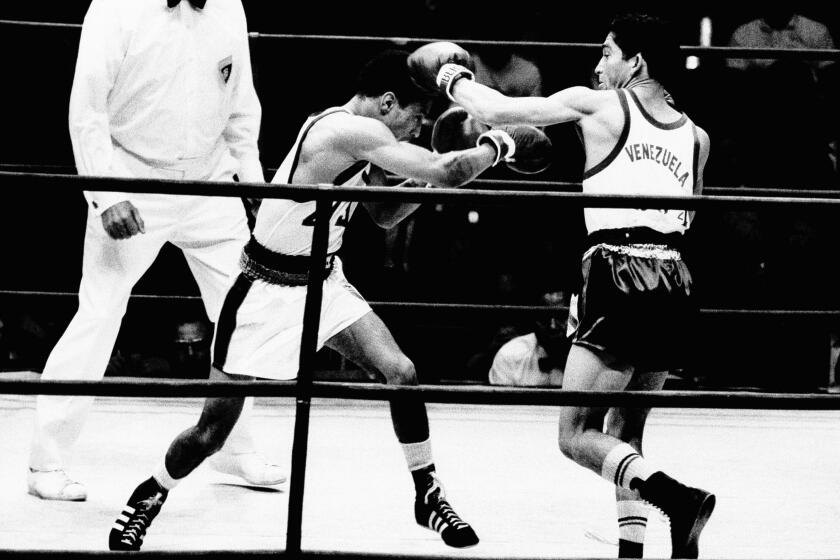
[1,2,839,390]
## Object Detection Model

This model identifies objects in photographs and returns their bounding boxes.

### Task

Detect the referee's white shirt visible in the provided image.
[69,0,263,213]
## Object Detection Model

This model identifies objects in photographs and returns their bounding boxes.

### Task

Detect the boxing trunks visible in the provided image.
[567,227,696,372]
[212,237,370,380]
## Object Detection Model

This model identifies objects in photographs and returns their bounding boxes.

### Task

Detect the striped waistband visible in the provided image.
[239,236,334,286]
[585,227,684,260]
[584,243,683,261]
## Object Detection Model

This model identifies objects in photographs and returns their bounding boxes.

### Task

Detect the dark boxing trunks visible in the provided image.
[569,227,696,371]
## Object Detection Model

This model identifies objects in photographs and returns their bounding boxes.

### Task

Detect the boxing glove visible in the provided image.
[407,41,474,97]
[431,106,490,153]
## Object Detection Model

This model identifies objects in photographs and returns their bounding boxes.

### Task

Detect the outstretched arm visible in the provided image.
[343,117,498,188]
[450,79,601,128]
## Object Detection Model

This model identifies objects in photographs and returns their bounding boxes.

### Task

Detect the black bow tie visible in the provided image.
[167,0,207,9]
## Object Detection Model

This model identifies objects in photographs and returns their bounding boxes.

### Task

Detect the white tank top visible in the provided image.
[253,108,371,255]
[581,89,699,234]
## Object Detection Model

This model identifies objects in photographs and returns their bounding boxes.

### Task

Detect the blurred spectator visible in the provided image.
[724,9,837,187]
[726,9,835,75]
[471,45,543,98]
[481,291,570,387]
[169,320,212,379]
[489,332,563,387]
[105,319,211,379]
[716,9,837,314]
[0,308,62,372]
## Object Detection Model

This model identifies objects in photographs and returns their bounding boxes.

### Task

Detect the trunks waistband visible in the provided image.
[239,236,335,286]
[586,227,684,249]
[585,228,684,261]
[585,243,683,261]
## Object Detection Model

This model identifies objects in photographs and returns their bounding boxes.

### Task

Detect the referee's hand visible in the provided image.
[101,201,146,240]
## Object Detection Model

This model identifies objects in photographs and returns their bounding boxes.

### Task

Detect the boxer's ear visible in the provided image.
[379,92,397,115]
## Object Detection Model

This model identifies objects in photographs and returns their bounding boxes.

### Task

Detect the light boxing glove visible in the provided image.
[407,41,474,96]
[435,63,475,102]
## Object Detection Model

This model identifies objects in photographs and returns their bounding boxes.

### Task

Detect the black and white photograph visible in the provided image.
[1,2,840,558]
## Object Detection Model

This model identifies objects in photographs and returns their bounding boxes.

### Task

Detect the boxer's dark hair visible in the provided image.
[355,49,431,106]
[609,13,682,90]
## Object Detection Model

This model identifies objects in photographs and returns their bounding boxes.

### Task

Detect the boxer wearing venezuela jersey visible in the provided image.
[438,14,714,559]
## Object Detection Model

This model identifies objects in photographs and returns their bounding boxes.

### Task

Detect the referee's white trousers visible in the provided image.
[30,189,256,472]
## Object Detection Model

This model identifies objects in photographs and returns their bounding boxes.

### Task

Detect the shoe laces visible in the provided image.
[121,494,163,546]
[423,475,468,529]
[121,513,150,546]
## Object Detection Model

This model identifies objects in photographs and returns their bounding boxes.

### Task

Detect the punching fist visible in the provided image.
[431,106,489,153]
[407,41,474,98]
[479,125,554,173]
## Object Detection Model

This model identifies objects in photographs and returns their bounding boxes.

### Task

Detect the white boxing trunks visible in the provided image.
[213,256,371,380]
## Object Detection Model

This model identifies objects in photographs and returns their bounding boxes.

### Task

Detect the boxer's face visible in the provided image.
[385,100,428,141]
[594,33,633,90]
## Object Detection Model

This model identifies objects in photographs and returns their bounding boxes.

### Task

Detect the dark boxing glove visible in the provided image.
[407,41,474,97]
[431,106,490,153]
[494,125,553,174]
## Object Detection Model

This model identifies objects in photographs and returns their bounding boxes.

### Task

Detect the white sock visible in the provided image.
[601,443,655,490]
[152,460,181,490]
[220,397,256,455]
[617,499,649,544]
[402,438,433,471]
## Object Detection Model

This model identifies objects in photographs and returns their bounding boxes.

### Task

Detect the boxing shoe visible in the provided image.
[109,477,167,551]
[27,468,87,501]
[636,472,716,558]
[414,473,479,548]
[207,451,286,486]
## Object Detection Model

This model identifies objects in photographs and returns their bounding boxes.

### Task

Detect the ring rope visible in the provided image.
[1,379,839,409]
[2,289,839,318]
[0,550,604,560]
[2,18,840,61]
[3,170,840,209]
[2,164,839,197]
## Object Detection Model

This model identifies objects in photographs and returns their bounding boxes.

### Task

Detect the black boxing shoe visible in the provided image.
[109,477,168,551]
[414,474,479,548]
[635,472,715,558]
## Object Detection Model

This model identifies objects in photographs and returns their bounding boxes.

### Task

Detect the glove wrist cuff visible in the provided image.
[477,130,516,167]
[436,63,475,102]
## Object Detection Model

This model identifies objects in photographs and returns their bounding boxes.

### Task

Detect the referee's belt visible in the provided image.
[586,227,684,251]
[239,236,336,286]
